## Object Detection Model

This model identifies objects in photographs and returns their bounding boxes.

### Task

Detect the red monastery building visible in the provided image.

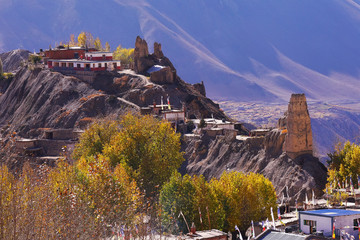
[42,46,121,72]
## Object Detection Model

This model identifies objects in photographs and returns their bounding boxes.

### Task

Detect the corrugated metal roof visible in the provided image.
[300,209,360,217]
[257,231,307,240]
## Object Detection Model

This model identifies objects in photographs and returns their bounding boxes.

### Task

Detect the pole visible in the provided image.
[206,206,211,229]
[179,211,190,233]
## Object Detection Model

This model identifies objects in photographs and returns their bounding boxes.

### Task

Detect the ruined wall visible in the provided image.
[283,94,313,159]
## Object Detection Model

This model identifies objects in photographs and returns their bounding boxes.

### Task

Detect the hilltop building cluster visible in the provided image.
[40,45,121,72]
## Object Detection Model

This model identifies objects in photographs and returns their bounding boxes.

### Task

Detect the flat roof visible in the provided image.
[257,230,306,240]
[85,51,112,54]
[184,229,227,240]
[300,209,360,217]
[49,59,120,63]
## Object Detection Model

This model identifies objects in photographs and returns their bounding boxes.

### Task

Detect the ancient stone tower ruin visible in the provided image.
[283,93,313,159]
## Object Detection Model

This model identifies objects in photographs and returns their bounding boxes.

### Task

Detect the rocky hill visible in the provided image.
[0,38,226,138]
[181,94,327,202]
[0,39,327,201]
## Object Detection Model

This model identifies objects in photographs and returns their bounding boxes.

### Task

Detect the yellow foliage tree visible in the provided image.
[113,45,134,65]
[94,37,102,51]
[327,141,360,190]
[69,34,77,47]
[160,171,277,234]
[77,32,87,47]
[105,42,110,52]
[73,113,184,198]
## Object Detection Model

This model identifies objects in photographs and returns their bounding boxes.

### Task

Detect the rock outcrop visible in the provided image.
[182,93,326,202]
[193,81,206,97]
[134,36,150,73]
[149,67,174,84]
[283,94,313,159]
[134,36,176,84]
[153,42,164,58]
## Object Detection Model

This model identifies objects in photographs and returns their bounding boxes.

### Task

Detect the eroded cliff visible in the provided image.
[182,94,327,202]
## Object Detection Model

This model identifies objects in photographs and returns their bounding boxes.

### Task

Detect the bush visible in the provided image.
[28,54,42,64]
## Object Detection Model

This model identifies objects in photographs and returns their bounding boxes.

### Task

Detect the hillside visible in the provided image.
[0,46,226,137]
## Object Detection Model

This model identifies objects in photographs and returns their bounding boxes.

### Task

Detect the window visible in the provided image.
[77,64,81,68]
[103,54,106,60]
[353,218,360,230]
[304,220,316,226]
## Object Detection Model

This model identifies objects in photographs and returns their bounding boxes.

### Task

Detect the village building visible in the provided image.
[41,46,121,72]
[250,128,271,137]
[299,209,360,238]
[192,118,234,130]
[255,229,324,240]
[182,229,227,240]
[140,103,185,124]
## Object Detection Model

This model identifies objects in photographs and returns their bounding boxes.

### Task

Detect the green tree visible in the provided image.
[28,54,42,65]
[160,171,276,234]
[73,113,184,198]
[198,118,207,129]
[72,119,119,160]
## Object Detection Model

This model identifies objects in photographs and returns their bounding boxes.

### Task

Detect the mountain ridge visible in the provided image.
[1,0,360,102]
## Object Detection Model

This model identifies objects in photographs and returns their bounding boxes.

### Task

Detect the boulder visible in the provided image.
[149,66,174,84]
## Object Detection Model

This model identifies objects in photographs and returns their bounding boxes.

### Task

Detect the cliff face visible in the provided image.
[182,94,327,202]
[0,67,139,136]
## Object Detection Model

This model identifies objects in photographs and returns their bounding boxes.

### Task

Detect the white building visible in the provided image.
[299,209,360,238]
[192,118,234,130]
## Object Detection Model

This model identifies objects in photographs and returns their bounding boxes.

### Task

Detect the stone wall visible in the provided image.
[283,94,313,159]
[36,139,75,156]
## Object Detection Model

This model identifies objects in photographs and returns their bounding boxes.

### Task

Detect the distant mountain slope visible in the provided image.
[1,0,360,101]
[0,49,30,72]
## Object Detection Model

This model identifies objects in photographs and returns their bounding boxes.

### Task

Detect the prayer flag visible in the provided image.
[277,207,281,220]
[270,207,276,229]
[167,95,171,110]
[235,225,243,240]
[312,190,315,205]
[251,220,255,238]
